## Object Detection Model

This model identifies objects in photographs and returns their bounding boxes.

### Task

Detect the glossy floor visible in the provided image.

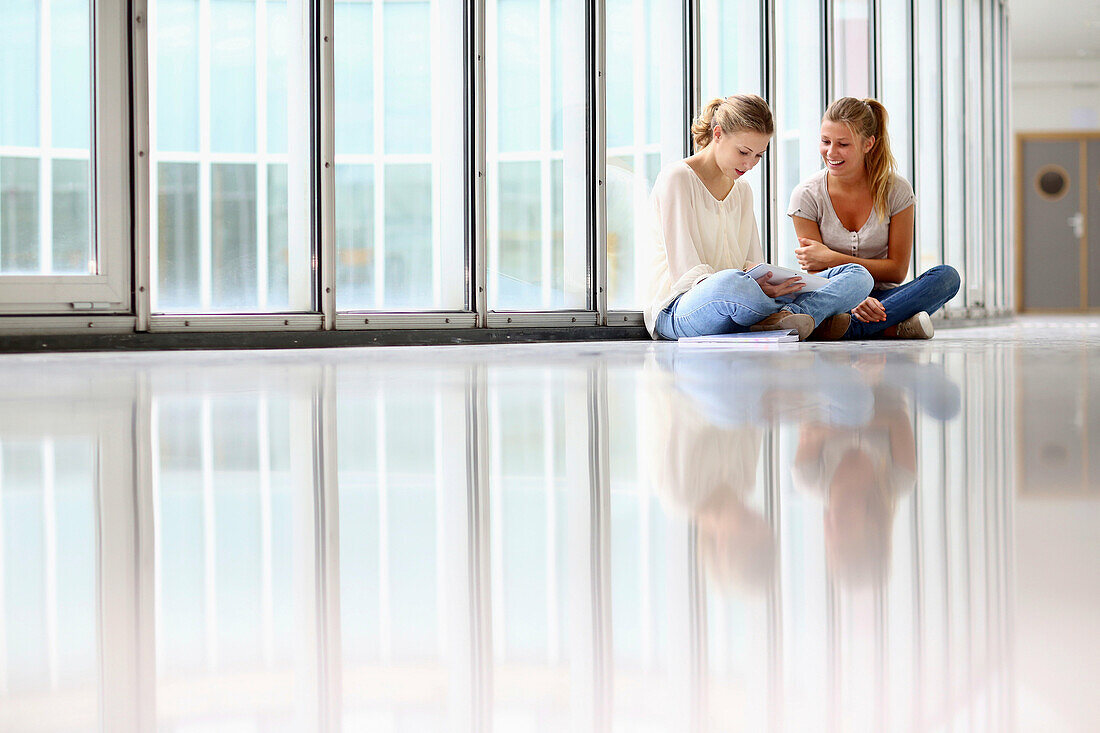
[0,317,1098,732]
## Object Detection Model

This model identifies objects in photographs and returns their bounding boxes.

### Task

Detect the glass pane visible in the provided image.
[211,163,258,308]
[336,164,376,306]
[489,0,587,310]
[335,0,466,311]
[698,0,764,256]
[384,163,433,308]
[880,0,911,180]
[834,0,871,99]
[605,0,686,310]
[157,162,200,311]
[0,157,40,273]
[152,0,313,313]
[0,0,94,277]
[917,0,943,273]
[943,0,965,308]
[0,2,39,147]
[776,0,824,270]
[51,159,92,274]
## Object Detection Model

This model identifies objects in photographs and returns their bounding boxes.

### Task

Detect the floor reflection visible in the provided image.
[1,323,1098,731]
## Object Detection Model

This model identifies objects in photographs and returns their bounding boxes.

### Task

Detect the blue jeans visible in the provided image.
[654,264,873,340]
[844,265,961,339]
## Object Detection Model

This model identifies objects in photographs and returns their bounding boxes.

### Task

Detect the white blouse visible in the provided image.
[644,161,764,338]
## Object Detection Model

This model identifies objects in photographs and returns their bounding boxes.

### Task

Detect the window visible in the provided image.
[487,0,587,311]
[335,0,467,311]
[916,0,943,274]
[776,0,824,271]
[942,0,966,308]
[150,0,313,313]
[0,0,92,277]
[833,0,871,99]
[605,0,685,311]
[699,0,764,243]
[0,0,129,312]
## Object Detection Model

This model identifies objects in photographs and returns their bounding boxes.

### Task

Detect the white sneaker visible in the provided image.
[895,311,934,339]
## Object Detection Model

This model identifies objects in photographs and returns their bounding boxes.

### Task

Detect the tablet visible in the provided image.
[744,263,829,292]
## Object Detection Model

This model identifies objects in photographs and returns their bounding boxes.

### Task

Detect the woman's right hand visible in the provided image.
[754,271,805,298]
[852,297,887,322]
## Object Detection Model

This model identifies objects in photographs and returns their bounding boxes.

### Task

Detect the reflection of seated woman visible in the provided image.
[641,359,775,592]
[653,348,874,429]
[792,387,916,588]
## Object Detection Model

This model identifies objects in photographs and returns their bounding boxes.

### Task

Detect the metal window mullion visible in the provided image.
[592,0,607,321]
[908,0,918,277]
[472,0,488,321]
[257,0,270,310]
[200,397,219,669]
[376,391,392,661]
[42,440,59,687]
[870,0,881,98]
[539,0,553,309]
[763,0,777,262]
[684,0,700,132]
[937,0,947,271]
[39,0,55,274]
[483,0,498,316]
[373,0,387,309]
[320,0,335,325]
[199,0,213,309]
[136,0,153,327]
[822,0,834,106]
[258,395,276,665]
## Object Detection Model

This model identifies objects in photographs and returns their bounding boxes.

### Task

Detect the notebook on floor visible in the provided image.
[677,330,799,346]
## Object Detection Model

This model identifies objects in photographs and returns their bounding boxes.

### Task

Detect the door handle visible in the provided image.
[1069,213,1084,239]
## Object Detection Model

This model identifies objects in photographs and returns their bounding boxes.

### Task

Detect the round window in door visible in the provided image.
[1035,165,1070,201]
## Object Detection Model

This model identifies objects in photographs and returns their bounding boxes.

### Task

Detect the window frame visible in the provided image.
[0,0,132,314]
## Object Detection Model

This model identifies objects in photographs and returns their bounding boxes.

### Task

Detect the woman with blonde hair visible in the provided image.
[789,97,960,339]
[645,95,873,342]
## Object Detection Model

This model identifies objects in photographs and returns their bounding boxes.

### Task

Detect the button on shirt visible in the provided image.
[787,169,916,288]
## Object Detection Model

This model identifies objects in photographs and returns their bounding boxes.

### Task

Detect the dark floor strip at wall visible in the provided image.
[0,326,652,354]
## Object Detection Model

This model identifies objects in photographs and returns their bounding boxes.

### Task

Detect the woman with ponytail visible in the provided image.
[788,98,960,339]
[645,95,874,342]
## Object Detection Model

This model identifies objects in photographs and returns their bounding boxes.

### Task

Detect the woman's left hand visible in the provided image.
[795,237,838,273]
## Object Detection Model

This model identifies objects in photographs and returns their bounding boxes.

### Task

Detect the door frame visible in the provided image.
[1015,131,1100,314]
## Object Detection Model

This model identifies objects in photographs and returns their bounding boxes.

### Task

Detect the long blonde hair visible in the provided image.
[823,97,897,220]
[691,94,774,152]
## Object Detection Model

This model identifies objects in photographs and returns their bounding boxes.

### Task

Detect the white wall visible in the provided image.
[1013,59,1100,131]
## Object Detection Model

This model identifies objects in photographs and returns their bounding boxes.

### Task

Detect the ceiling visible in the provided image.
[1009,0,1100,60]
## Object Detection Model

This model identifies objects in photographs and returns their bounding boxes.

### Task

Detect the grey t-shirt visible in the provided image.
[787,169,916,288]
